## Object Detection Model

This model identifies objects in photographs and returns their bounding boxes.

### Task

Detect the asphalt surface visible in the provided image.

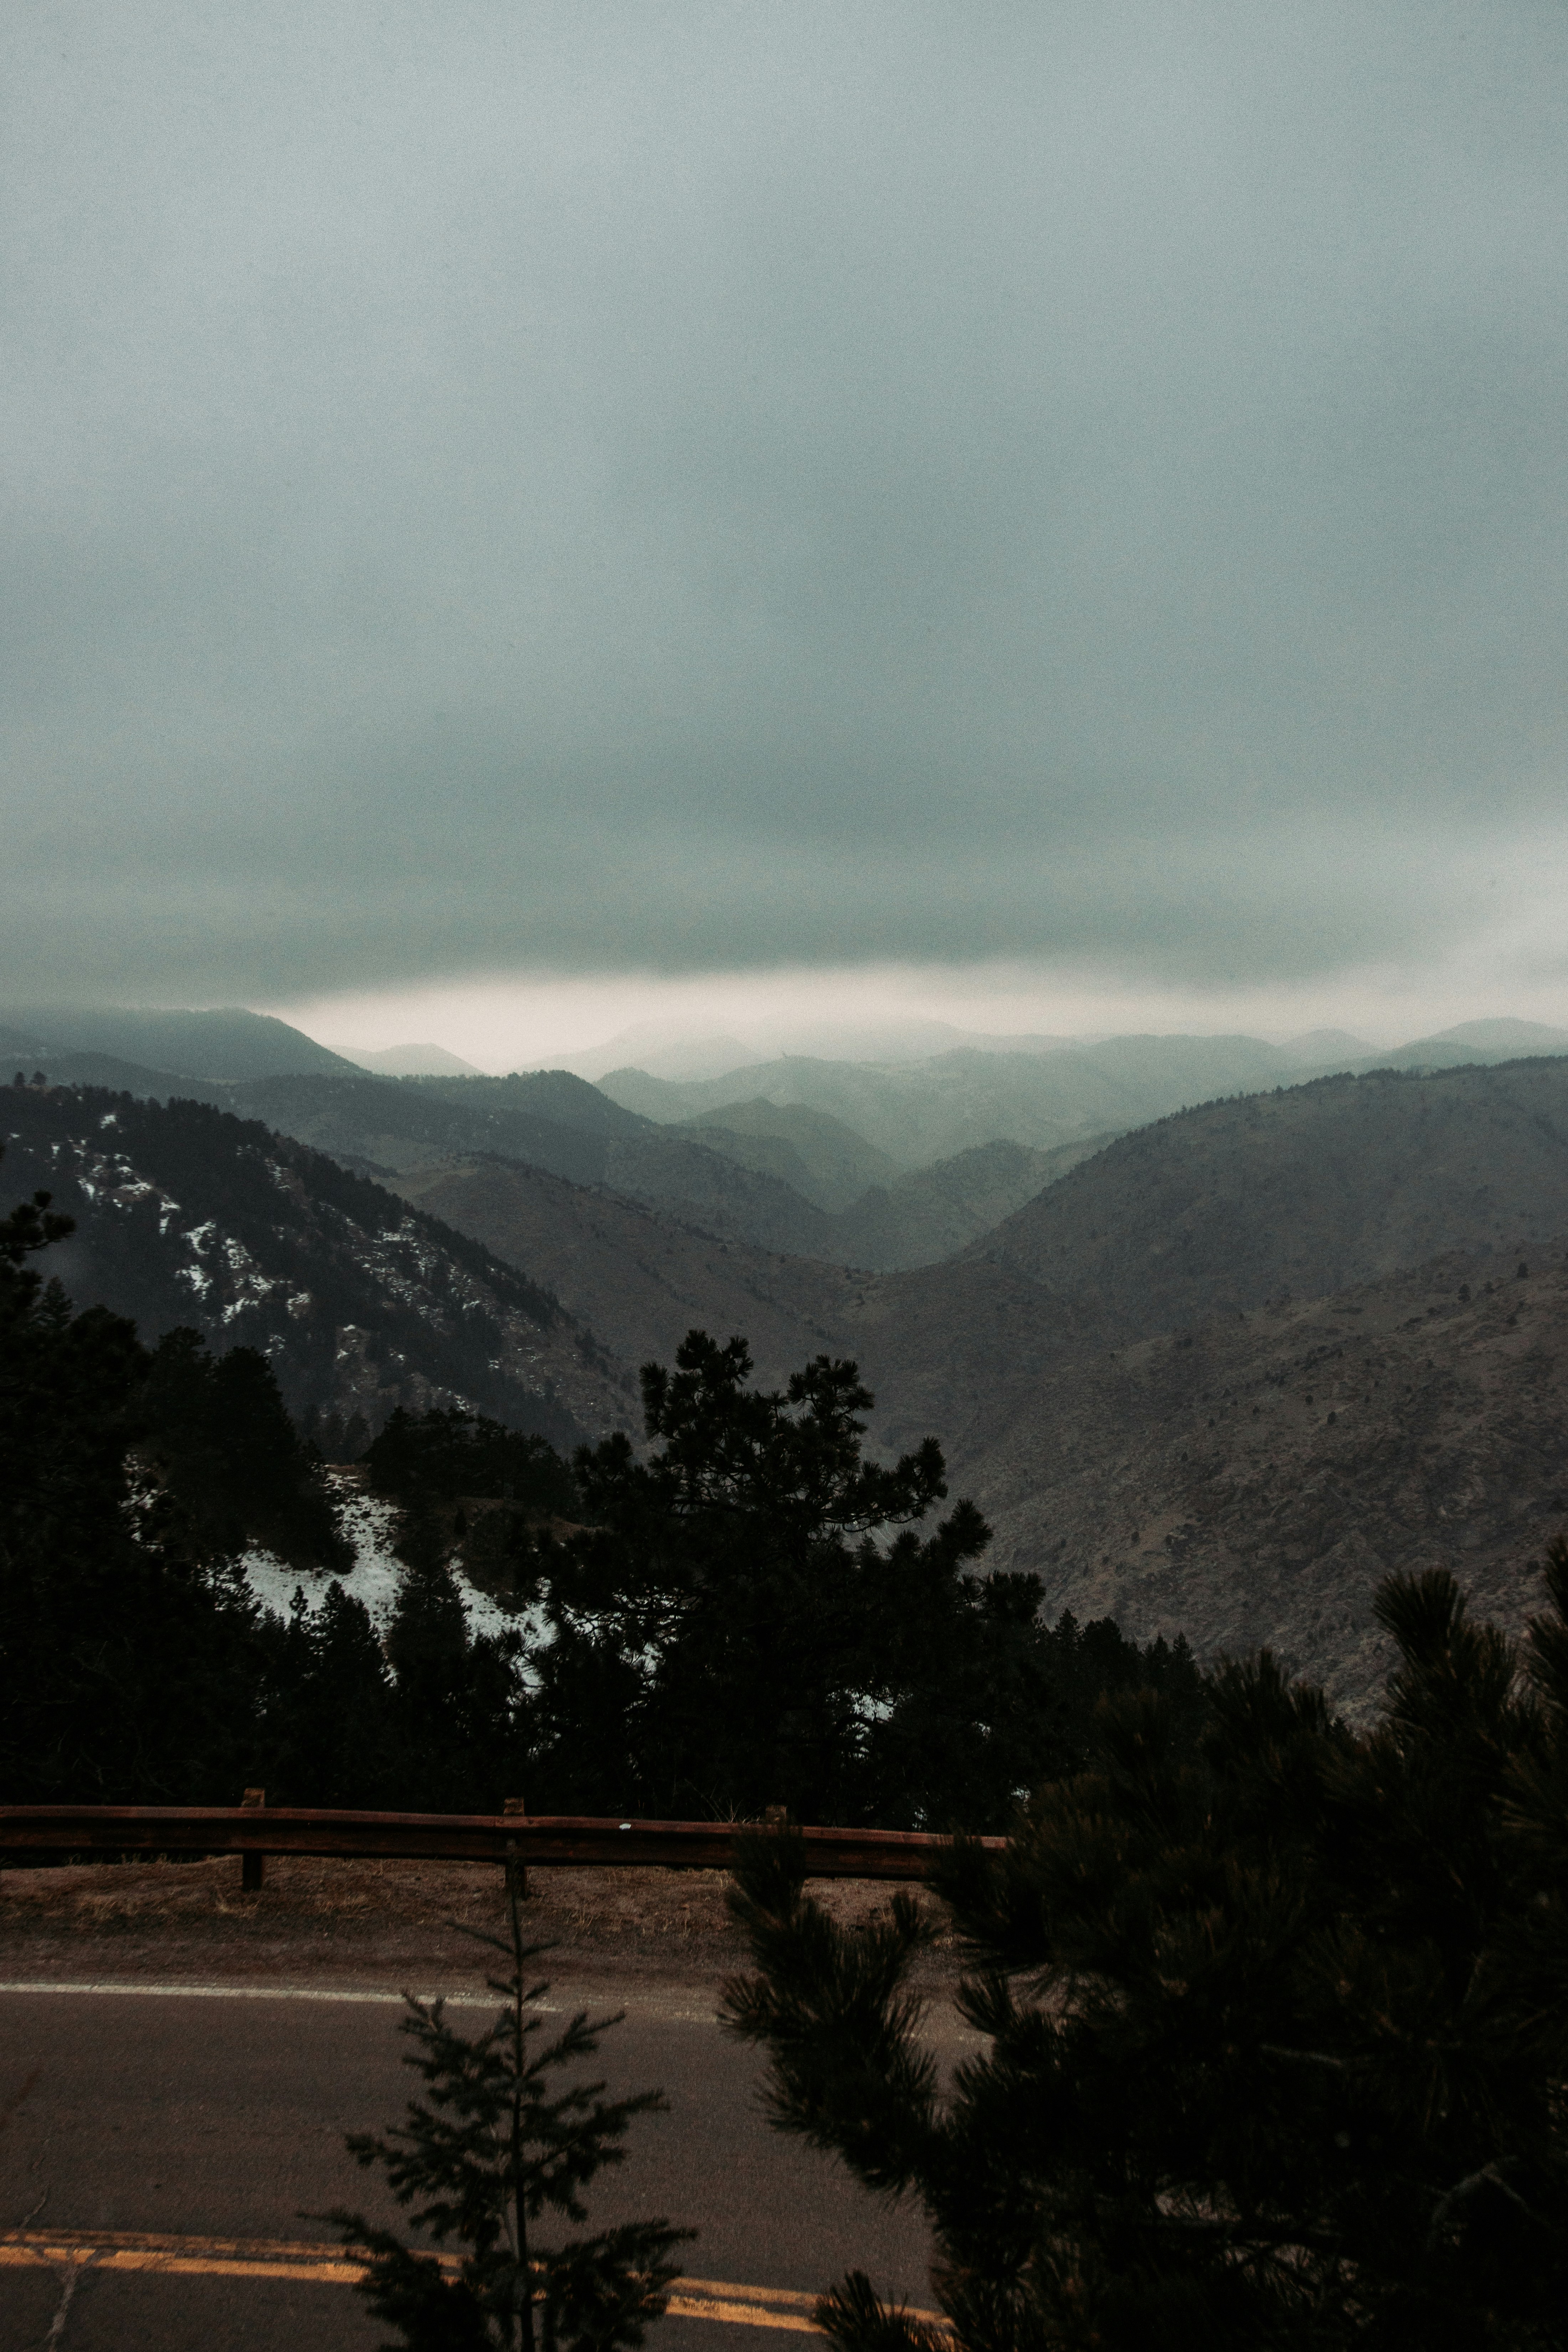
[0,1978,947,2351]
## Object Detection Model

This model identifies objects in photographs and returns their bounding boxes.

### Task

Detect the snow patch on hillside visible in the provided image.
[243,1474,513,1641]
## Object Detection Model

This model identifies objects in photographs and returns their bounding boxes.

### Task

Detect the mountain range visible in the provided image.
[597,1018,1568,1168]
[9,1001,1568,1709]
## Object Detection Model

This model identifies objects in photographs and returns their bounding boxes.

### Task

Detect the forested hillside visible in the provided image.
[2,1081,628,1442]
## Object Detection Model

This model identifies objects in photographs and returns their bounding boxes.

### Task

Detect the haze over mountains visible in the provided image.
[8,999,1568,1705]
[596,1018,1568,1166]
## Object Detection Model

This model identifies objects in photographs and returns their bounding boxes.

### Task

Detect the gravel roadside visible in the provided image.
[0,1854,968,2001]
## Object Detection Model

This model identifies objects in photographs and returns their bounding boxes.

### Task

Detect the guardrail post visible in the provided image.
[241,1786,266,1891]
[503,1795,529,1899]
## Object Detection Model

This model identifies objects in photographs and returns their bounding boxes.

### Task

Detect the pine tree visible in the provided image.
[722,1557,1568,2351]
[530,1329,1066,1827]
[140,1326,352,1572]
[257,1579,397,1806]
[328,1879,693,2351]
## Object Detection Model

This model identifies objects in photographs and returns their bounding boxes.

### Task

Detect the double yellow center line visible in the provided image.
[0,2228,948,2335]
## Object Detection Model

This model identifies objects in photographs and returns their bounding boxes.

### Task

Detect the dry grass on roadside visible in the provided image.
[0,1854,962,1993]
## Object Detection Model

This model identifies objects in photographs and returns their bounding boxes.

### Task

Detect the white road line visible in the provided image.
[0,1978,721,2020]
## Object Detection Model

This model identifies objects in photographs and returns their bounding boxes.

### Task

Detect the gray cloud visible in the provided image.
[4,1,1567,1002]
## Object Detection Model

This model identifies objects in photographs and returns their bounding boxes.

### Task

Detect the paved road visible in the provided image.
[0,1979,948,2351]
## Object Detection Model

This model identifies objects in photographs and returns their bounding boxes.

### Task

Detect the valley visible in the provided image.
[9,1008,1568,1714]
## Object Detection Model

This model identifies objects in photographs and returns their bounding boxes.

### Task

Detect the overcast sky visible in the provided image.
[5,2,1567,1053]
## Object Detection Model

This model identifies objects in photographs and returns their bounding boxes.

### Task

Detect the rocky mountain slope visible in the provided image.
[2,1083,629,1443]
[803,1055,1568,1701]
[955,1243,1568,1716]
[394,1156,861,1385]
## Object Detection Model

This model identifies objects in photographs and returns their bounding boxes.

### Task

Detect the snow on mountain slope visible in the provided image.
[243,1474,518,1643]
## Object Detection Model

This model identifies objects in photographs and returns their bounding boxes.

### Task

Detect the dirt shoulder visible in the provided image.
[0,1854,968,2004]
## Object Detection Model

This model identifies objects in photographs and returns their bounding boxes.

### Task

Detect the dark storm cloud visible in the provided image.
[3,2,1566,1000]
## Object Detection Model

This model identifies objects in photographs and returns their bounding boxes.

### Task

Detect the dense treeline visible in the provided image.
[365,1404,580,1517]
[1,1157,1200,1823]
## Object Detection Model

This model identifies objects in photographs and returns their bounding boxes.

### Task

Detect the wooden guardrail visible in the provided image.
[0,1802,999,1881]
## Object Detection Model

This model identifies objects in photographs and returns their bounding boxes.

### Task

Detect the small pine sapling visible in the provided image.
[327,1879,693,2351]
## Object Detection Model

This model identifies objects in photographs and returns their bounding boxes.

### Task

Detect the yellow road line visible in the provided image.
[0,2230,948,2333]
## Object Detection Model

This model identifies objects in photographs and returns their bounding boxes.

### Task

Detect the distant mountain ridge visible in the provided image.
[344,1042,485,1077]
[0,1004,358,1082]
[600,1036,1322,1165]
[961,1057,1568,1339]
[15,1058,1075,1273]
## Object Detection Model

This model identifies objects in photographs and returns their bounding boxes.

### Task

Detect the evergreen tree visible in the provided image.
[367,1405,579,1516]
[140,1326,352,1572]
[722,1558,1568,2351]
[257,1579,398,1807]
[328,1879,692,2350]
[529,1331,1070,1828]
[384,1497,532,1811]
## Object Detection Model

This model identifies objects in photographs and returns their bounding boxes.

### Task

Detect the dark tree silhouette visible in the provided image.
[328,1878,692,2350]
[724,1555,1568,2351]
[529,1330,1075,1828]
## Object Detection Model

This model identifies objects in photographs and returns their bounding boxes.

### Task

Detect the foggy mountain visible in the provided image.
[600,1034,1334,1164]
[1356,1018,1568,1071]
[13,1040,1085,1273]
[598,1024,1568,1169]
[345,1043,486,1077]
[236,1073,1094,1270]
[0,1005,359,1083]
[560,1017,1079,1081]
[665,1099,902,1210]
